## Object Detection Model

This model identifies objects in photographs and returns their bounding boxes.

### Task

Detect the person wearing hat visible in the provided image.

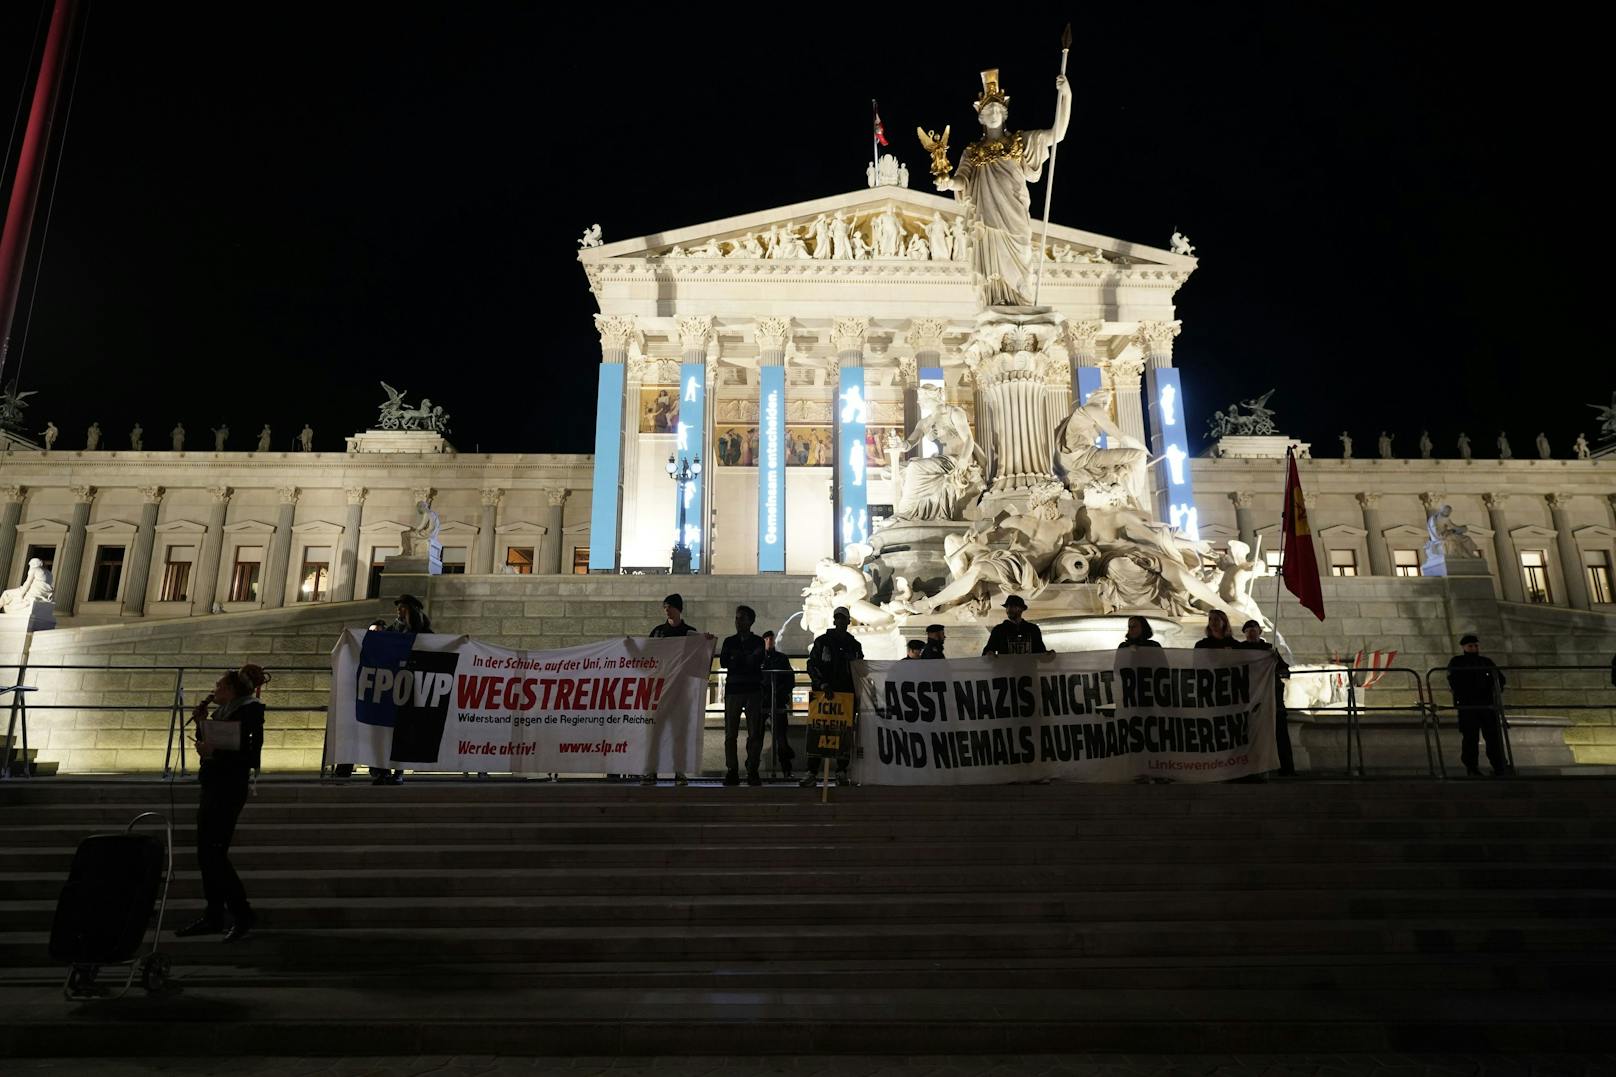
[921,624,947,660]
[982,595,1046,656]
[1234,619,1295,777]
[804,606,863,786]
[642,594,705,785]
[1446,634,1511,776]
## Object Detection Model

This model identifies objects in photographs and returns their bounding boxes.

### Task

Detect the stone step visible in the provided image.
[9,836,1613,874]
[4,983,1613,1056]
[6,918,1615,968]
[8,886,1615,932]
[10,860,1612,900]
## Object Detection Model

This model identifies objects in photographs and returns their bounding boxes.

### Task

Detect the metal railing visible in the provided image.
[1281,665,1446,779]
[1421,663,1616,776]
[1,661,332,780]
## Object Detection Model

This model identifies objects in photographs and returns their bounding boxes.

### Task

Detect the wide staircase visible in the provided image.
[1,777,1614,1056]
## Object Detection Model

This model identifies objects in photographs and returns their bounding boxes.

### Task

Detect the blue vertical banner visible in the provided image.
[1075,366,1107,447]
[757,365,786,572]
[587,363,625,572]
[676,363,706,572]
[836,365,869,558]
[1146,366,1198,540]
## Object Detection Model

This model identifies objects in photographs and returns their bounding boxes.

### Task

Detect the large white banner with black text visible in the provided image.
[854,649,1277,784]
[327,630,714,773]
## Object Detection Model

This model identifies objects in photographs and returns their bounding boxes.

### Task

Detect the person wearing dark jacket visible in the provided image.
[904,641,926,659]
[921,624,947,660]
[1193,609,1237,649]
[1447,633,1511,776]
[373,595,431,784]
[983,595,1046,655]
[804,607,863,785]
[1117,616,1162,649]
[176,668,265,943]
[644,593,705,785]
[760,630,796,779]
[719,605,768,785]
[1235,619,1295,776]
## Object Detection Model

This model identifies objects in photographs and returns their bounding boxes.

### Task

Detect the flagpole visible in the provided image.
[1032,23,1073,308]
[871,99,880,184]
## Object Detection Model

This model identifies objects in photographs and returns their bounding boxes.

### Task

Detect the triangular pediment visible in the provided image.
[580,186,1190,270]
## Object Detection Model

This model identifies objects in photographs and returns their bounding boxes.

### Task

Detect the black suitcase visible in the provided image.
[50,813,174,998]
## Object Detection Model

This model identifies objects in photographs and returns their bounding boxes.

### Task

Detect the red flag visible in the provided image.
[872,100,889,146]
[1281,446,1326,621]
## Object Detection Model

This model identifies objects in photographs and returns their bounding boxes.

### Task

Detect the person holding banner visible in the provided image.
[982,595,1046,656]
[1194,609,1238,650]
[761,630,797,779]
[642,593,706,785]
[804,606,862,786]
[1118,615,1162,649]
[1237,619,1295,777]
[719,605,768,786]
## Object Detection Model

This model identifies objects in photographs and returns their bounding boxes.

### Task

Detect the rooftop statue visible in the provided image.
[1205,389,1277,438]
[1575,433,1592,460]
[0,383,37,432]
[1457,432,1472,461]
[1589,392,1616,440]
[577,223,602,248]
[376,382,452,434]
[1169,230,1196,257]
[925,68,1071,307]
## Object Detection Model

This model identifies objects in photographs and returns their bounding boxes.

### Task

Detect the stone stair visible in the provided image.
[1,777,1613,1056]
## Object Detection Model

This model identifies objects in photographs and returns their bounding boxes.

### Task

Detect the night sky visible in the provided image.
[0,4,1604,458]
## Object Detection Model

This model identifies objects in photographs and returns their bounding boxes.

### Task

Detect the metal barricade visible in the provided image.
[1423,663,1616,776]
[1284,665,1445,779]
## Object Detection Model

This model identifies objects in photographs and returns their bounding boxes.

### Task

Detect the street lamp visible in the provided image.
[666,453,701,574]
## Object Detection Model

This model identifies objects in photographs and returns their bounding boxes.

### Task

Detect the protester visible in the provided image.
[719,605,768,786]
[644,593,704,785]
[1235,619,1295,777]
[372,598,431,785]
[983,595,1046,655]
[904,640,926,659]
[761,630,796,779]
[176,668,264,943]
[805,606,862,786]
[1194,609,1237,649]
[921,624,947,660]
[1118,616,1161,649]
[1446,633,1511,777]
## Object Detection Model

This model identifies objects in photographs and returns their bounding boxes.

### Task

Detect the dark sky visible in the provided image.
[0,3,1605,457]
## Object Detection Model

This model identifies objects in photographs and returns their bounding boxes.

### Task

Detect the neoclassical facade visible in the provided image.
[0,440,591,625]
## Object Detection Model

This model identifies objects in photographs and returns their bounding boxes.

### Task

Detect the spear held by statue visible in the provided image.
[1032,22,1073,307]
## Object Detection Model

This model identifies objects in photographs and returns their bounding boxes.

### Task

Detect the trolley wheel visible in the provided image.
[140,953,171,992]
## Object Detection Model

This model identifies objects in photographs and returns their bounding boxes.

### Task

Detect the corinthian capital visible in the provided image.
[546,488,570,508]
[754,316,792,355]
[897,355,918,385]
[903,317,949,353]
[139,485,165,505]
[481,488,505,508]
[0,485,25,503]
[593,313,636,357]
[70,485,97,504]
[1482,492,1509,510]
[1545,492,1576,511]
[1104,356,1146,388]
[830,316,870,356]
[1354,492,1380,509]
[278,486,301,505]
[1064,318,1103,359]
[1131,320,1181,357]
[677,315,715,353]
[345,487,366,506]
[1044,355,1073,386]
[1229,491,1254,509]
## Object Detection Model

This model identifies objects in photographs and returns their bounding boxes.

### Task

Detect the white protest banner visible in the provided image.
[854,648,1277,784]
[327,630,713,774]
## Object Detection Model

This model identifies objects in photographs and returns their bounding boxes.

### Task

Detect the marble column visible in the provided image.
[1303,491,1327,574]
[902,319,948,454]
[473,488,501,575]
[831,317,869,555]
[54,486,96,616]
[1482,493,1525,603]
[120,486,164,616]
[1132,320,1181,372]
[0,486,24,585]
[1230,491,1256,549]
[542,489,568,574]
[588,313,635,571]
[755,316,791,572]
[333,487,365,601]
[678,314,716,572]
[1045,355,1073,438]
[1106,356,1149,456]
[264,487,298,609]
[1546,493,1590,610]
[193,486,232,613]
[1356,493,1392,577]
